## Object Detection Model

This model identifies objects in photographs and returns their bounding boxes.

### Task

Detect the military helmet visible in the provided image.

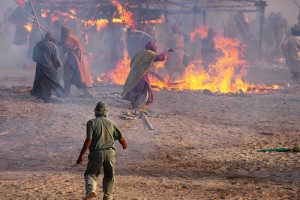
[94,102,109,117]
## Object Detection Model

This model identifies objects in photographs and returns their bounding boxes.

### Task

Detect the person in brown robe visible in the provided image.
[281,26,300,82]
[164,24,185,81]
[60,26,93,97]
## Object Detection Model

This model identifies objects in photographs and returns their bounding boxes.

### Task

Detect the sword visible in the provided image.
[68,163,78,170]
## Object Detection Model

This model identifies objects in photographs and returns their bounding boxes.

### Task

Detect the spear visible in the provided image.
[131,29,190,57]
[294,0,300,8]
[130,29,155,40]
[171,49,191,57]
[28,0,44,39]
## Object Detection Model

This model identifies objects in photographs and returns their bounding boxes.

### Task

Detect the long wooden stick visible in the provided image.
[140,112,154,131]
[29,0,44,39]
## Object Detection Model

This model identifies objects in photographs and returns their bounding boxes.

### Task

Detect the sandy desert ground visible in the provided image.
[0,63,299,200]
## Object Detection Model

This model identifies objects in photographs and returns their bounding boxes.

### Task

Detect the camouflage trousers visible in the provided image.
[84,149,115,200]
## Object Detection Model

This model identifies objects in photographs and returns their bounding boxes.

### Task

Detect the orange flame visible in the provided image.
[172,35,282,93]
[24,23,32,32]
[96,33,281,94]
[41,9,48,18]
[69,9,77,15]
[155,60,166,69]
[142,15,165,25]
[84,19,109,31]
[41,9,108,31]
[111,1,135,28]
[50,13,60,22]
[97,50,131,85]
[190,26,208,42]
[149,74,171,90]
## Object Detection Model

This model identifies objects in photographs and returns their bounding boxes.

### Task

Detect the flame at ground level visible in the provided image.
[97,35,282,94]
[97,51,130,85]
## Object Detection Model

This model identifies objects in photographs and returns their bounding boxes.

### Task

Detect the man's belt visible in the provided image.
[90,147,115,151]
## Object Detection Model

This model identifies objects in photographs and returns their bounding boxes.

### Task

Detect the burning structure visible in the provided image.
[7,0,283,94]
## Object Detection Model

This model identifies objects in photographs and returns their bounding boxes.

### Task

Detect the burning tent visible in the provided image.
[10,0,282,94]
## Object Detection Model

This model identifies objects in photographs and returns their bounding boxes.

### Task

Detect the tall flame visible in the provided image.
[36,4,280,94]
[97,50,131,85]
[111,1,135,28]
[97,33,281,93]
[173,35,281,93]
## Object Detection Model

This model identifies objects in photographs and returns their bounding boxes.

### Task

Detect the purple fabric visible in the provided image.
[145,41,157,52]
[127,73,153,104]
[127,52,167,105]
[154,52,167,62]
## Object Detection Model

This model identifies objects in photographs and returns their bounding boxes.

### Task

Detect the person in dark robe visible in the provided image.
[7,1,30,46]
[233,11,259,62]
[122,41,173,110]
[60,26,93,97]
[201,28,217,69]
[31,32,65,103]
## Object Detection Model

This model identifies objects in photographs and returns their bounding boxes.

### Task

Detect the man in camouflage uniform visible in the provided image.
[77,102,128,200]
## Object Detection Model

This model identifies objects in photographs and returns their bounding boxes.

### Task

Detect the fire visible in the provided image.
[173,35,282,93]
[24,23,32,32]
[97,33,281,94]
[97,50,131,85]
[41,9,48,18]
[50,14,60,22]
[55,10,76,20]
[41,9,108,31]
[69,9,76,15]
[83,19,109,31]
[35,3,281,94]
[142,15,165,25]
[111,1,135,28]
[149,74,171,91]
[155,61,166,69]
[112,18,123,23]
[190,26,208,42]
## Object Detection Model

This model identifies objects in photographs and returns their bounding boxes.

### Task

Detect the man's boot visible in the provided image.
[83,191,96,200]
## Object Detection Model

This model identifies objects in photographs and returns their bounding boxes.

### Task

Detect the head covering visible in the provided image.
[61,26,71,35]
[94,102,109,117]
[145,41,157,52]
[60,26,71,43]
[45,32,54,39]
[44,31,58,44]
[291,25,300,36]
[207,28,216,38]
[171,24,180,34]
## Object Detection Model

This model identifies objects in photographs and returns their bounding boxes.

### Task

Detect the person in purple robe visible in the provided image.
[122,41,173,110]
